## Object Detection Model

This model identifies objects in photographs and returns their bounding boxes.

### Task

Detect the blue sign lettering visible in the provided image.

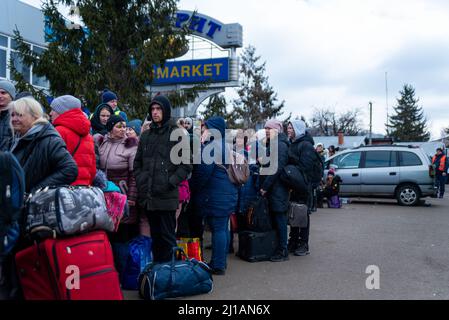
[175,13,190,28]
[189,16,207,33]
[206,21,222,38]
[175,12,223,40]
[152,58,229,85]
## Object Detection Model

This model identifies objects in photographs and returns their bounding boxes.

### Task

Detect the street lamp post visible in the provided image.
[369,102,373,145]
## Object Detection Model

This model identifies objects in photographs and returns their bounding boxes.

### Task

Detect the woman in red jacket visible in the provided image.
[50,95,96,186]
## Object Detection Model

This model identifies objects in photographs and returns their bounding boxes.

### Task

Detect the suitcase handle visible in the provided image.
[171,247,188,264]
[30,226,57,239]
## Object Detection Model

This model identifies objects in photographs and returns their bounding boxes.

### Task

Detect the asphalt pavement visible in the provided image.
[124,196,449,300]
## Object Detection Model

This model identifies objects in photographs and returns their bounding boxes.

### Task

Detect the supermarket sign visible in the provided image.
[152,58,229,85]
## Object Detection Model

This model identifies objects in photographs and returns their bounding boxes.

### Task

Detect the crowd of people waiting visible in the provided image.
[0,79,339,299]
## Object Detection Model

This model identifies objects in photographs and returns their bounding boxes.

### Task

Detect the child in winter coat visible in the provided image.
[317,169,342,207]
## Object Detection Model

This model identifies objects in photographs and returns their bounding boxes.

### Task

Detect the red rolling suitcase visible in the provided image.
[15,231,123,300]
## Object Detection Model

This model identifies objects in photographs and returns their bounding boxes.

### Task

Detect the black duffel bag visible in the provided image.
[280,164,309,193]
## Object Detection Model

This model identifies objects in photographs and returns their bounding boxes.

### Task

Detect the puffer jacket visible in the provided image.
[134,96,192,212]
[288,132,316,202]
[98,134,138,222]
[53,108,96,186]
[259,132,290,213]
[11,122,78,193]
[0,110,12,151]
[189,117,238,217]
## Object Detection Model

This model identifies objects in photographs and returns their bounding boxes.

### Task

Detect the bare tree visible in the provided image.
[310,108,363,136]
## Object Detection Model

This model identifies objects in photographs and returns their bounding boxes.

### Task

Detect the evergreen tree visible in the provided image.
[200,94,227,120]
[200,94,237,128]
[11,0,190,118]
[386,84,430,142]
[232,45,284,129]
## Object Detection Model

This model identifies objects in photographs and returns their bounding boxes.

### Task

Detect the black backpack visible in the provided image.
[280,164,309,193]
[245,196,272,232]
[310,150,324,184]
[296,141,324,185]
[0,152,25,256]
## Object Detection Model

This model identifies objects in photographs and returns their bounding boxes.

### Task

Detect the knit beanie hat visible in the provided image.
[50,95,81,114]
[106,115,125,132]
[102,90,118,104]
[0,80,16,100]
[127,119,142,136]
[264,119,284,133]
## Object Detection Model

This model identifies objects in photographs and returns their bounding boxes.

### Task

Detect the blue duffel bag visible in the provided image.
[138,247,213,300]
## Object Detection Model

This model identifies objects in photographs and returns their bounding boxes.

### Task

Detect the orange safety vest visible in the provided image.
[432,155,447,172]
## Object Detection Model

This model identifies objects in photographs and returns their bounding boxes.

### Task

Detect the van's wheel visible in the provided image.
[396,184,420,206]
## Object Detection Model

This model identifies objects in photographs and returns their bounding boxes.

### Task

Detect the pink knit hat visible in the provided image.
[264,119,283,133]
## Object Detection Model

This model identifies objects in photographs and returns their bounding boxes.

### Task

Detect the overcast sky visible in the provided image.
[22,0,449,138]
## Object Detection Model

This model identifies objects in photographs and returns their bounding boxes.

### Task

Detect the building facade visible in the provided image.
[0,0,48,88]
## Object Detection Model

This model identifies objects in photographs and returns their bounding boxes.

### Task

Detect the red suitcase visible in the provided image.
[15,231,123,300]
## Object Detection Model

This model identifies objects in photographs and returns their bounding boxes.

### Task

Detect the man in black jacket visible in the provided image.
[0,80,15,151]
[286,120,316,256]
[134,95,192,263]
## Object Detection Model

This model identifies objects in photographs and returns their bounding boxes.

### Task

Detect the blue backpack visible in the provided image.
[0,152,25,256]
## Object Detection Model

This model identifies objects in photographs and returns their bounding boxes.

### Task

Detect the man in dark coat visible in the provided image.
[259,119,290,262]
[134,95,192,263]
[0,80,15,151]
[286,120,316,256]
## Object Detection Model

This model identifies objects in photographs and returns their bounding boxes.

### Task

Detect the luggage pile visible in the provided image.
[14,184,125,300]
[237,196,278,262]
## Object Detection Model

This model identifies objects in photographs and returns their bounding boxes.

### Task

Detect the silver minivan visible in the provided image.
[325,145,438,206]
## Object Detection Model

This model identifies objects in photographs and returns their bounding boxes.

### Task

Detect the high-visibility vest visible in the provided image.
[432,155,447,172]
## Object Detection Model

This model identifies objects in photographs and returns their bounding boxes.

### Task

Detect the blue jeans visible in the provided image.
[205,216,230,271]
[436,174,447,196]
[272,211,288,251]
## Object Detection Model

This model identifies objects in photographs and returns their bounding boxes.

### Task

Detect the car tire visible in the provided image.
[396,184,420,206]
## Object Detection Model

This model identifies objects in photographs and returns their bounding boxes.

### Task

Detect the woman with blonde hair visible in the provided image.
[9,97,78,193]
[2,97,77,301]
[176,118,185,128]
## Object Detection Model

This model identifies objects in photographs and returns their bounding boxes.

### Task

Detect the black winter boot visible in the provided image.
[294,242,310,256]
[270,248,289,262]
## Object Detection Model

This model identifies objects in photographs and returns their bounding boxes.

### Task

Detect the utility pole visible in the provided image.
[369,102,373,145]
[385,72,389,135]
